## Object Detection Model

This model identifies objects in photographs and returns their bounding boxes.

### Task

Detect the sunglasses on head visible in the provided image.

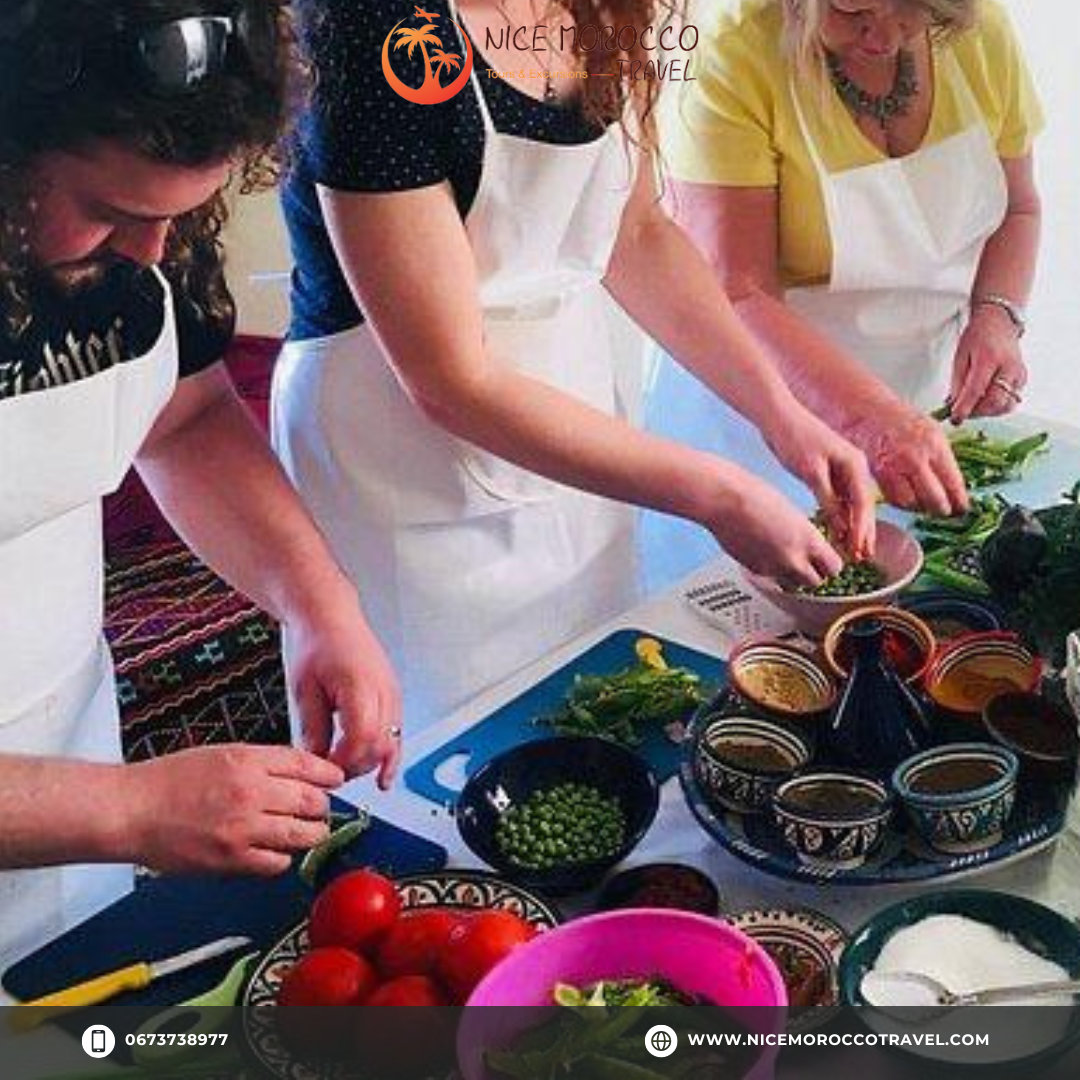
[13,3,276,97]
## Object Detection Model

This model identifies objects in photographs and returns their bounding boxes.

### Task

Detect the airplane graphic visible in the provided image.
[414,6,440,21]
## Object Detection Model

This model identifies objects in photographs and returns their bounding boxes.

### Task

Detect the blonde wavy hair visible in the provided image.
[781,0,979,75]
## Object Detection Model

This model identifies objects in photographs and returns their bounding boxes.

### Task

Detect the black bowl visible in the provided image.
[455,736,660,896]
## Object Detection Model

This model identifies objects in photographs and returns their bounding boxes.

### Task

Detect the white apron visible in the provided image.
[0,270,178,976]
[643,47,1008,589]
[273,17,643,732]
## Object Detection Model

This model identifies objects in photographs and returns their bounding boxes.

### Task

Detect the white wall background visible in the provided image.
[222,1,1079,426]
[1006,0,1079,425]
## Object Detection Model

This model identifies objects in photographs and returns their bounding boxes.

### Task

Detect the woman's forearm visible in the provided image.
[603,208,800,431]
[419,362,742,528]
[969,206,1041,310]
[730,286,904,439]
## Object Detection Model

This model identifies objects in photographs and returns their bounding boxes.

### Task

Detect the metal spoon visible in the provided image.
[861,970,1080,1022]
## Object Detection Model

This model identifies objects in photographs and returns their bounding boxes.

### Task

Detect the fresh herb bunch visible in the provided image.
[985,483,1080,664]
[539,652,705,747]
[947,429,1049,489]
[553,978,697,1008]
[488,985,748,1080]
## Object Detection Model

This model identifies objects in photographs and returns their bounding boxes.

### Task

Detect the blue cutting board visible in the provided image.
[404,629,727,806]
[3,802,446,1008]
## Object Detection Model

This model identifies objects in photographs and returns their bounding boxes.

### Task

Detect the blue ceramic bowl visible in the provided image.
[839,889,1080,1070]
[773,772,893,869]
[893,743,1018,855]
[694,715,813,815]
[900,590,1004,641]
[456,736,659,896]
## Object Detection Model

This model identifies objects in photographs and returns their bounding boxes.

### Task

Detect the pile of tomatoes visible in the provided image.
[278,869,538,1008]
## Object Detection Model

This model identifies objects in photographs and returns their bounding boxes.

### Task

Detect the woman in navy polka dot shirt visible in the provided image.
[274,0,876,732]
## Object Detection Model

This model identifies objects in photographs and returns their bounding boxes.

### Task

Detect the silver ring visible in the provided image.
[991,376,1023,403]
[386,726,403,740]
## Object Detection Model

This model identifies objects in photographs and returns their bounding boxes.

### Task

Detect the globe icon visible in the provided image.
[645,1024,679,1057]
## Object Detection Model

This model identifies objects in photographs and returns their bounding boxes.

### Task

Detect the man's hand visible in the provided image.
[121,746,344,876]
[285,587,403,789]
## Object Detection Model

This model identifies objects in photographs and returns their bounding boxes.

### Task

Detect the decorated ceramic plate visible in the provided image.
[727,907,848,1031]
[241,871,561,1080]
[680,709,1068,886]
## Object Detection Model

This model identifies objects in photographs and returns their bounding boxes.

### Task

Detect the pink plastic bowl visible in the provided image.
[457,910,788,1080]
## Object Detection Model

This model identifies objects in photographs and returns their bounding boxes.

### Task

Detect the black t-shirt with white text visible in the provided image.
[0,263,231,402]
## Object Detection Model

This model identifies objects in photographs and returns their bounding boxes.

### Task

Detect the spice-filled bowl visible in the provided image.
[840,890,1080,1070]
[744,521,924,637]
[824,606,936,686]
[595,863,721,916]
[728,638,838,723]
[455,736,659,896]
[925,632,1042,731]
[892,743,1018,855]
[983,691,1080,785]
[773,772,893,870]
[693,715,813,815]
[459,910,788,1080]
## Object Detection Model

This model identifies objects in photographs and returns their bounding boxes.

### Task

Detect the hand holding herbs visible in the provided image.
[539,639,705,747]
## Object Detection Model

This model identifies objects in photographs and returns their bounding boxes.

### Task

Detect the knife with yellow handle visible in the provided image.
[11,935,252,1033]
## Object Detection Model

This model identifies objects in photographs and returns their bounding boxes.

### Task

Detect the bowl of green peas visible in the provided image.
[455,736,660,896]
[744,521,925,638]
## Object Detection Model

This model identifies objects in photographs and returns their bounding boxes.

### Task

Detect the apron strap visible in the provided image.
[789,40,992,187]
[447,0,496,136]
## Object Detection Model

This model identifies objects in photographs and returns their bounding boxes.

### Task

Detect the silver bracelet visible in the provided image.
[972,294,1027,338]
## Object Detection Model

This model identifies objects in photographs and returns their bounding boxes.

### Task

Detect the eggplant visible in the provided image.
[980,505,1049,598]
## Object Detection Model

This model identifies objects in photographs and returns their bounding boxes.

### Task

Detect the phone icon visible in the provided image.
[83,1025,114,1058]
[91,1029,106,1054]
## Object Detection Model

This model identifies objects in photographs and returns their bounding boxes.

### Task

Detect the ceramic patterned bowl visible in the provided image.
[745,521,924,638]
[773,772,893,870]
[728,639,838,721]
[694,715,813,815]
[823,605,937,685]
[925,632,1042,727]
[893,743,1019,855]
[727,906,848,1026]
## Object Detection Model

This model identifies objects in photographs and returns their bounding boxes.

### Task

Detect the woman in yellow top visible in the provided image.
[647,0,1042,579]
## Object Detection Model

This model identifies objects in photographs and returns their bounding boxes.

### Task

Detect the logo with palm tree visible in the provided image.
[382,7,474,105]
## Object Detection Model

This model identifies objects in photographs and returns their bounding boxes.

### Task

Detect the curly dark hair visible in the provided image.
[0,0,303,341]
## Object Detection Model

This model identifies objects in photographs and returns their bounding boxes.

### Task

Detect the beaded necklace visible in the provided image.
[826,49,919,130]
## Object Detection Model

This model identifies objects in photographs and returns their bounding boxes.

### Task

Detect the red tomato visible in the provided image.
[437,910,536,1002]
[308,870,401,953]
[277,947,380,1006]
[374,909,461,980]
[365,974,448,1006]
